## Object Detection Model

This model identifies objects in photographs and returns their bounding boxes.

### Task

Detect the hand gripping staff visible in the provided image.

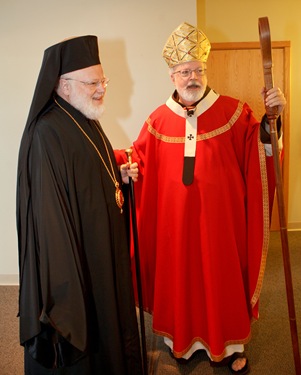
[258,16,301,374]
[125,149,148,375]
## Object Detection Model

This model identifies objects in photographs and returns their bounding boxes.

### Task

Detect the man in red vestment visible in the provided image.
[116,22,286,374]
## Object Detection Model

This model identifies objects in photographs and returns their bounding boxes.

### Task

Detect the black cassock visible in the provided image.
[17,95,142,374]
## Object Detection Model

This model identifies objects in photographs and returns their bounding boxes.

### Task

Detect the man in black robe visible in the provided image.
[16,35,143,375]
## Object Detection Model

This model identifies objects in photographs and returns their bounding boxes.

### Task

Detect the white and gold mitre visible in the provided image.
[162,22,211,68]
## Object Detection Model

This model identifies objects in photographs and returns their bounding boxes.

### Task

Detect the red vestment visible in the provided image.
[115,89,275,361]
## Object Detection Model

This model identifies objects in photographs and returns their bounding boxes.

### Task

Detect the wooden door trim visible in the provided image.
[211,41,291,50]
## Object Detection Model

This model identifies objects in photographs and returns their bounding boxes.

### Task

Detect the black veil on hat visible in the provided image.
[25,35,100,135]
[18,35,100,172]
[17,35,101,280]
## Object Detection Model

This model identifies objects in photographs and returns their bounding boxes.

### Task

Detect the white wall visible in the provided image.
[0,0,196,283]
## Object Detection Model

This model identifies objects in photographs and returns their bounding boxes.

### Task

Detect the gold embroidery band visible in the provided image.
[147,101,244,143]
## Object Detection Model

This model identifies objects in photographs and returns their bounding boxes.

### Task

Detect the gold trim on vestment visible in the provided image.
[153,327,251,362]
[147,101,244,142]
[250,133,271,308]
[146,99,271,361]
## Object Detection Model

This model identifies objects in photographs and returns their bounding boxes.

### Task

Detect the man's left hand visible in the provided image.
[262,87,286,115]
[120,162,139,184]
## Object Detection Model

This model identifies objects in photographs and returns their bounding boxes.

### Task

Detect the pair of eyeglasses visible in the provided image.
[63,77,110,88]
[172,67,207,78]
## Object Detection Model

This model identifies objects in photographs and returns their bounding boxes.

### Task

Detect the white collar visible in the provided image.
[166,89,219,118]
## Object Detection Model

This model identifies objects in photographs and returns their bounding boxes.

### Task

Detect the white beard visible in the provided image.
[81,103,105,120]
[180,86,206,103]
[71,95,105,120]
[176,80,206,104]
[180,90,203,103]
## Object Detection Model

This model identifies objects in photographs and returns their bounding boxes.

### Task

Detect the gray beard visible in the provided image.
[180,87,205,103]
[71,97,105,120]
[81,105,105,120]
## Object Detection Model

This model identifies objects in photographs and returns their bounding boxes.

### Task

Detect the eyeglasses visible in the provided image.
[172,67,207,78]
[63,77,110,88]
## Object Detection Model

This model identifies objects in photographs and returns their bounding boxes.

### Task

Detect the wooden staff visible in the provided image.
[258,16,301,374]
[125,149,148,375]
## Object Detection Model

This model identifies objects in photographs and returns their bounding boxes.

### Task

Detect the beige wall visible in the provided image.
[0,0,196,282]
[197,0,301,230]
[1,0,299,283]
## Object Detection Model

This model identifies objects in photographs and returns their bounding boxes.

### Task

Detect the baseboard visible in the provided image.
[0,274,19,285]
[0,228,299,284]
[288,222,301,231]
